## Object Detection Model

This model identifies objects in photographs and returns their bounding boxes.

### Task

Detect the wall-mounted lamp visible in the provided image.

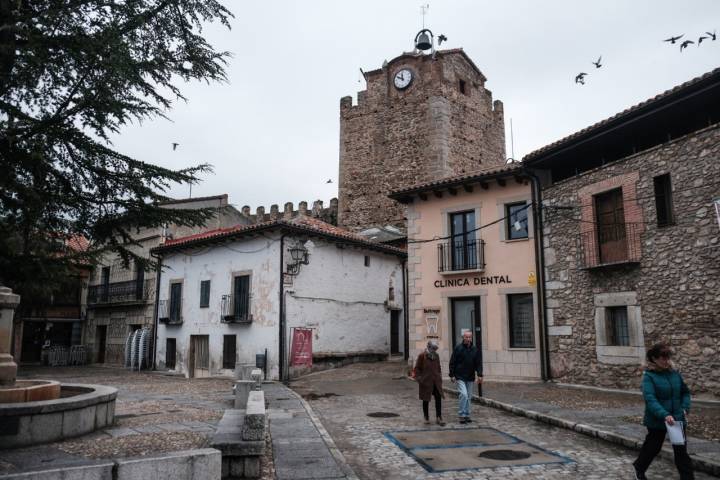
[289,245,309,265]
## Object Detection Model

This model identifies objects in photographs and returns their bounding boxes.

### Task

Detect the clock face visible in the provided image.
[393,68,413,90]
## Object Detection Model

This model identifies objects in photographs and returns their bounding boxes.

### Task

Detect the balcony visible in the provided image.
[437,238,485,273]
[87,279,155,305]
[579,223,642,269]
[221,294,252,324]
[158,299,183,325]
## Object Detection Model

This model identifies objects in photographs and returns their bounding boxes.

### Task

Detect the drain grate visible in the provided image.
[367,412,399,418]
[478,449,532,461]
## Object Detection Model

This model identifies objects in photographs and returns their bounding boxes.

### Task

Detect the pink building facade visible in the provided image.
[390,165,544,380]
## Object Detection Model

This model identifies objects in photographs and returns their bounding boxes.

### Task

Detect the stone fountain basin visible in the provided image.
[0,379,61,403]
[0,383,117,449]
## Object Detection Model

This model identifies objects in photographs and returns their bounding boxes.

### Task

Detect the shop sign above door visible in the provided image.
[434,275,512,288]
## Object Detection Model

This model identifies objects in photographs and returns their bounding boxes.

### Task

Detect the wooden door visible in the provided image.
[595,188,627,263]
[191,335,210,378]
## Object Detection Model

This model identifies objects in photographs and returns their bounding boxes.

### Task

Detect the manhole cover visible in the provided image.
[367,412,399,418]
[478,449,532,461]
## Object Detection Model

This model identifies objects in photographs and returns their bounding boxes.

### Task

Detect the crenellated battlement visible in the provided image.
[239,198,339,226]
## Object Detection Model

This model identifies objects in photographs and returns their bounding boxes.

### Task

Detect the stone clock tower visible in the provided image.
[338,47,506,231]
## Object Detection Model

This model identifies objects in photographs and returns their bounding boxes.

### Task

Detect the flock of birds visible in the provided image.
[575,30,716,85]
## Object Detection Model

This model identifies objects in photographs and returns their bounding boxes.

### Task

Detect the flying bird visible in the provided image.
[172,142,179,151]
[592,56,602,68]
[663,34,684,44]
[698,35,709,45]
[707,30,717,41]
[680,40,694,51]
[575,72,587,85]
[438,34,448,45]
[326,179,333,184]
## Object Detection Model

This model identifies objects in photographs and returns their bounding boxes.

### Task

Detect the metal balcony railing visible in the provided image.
[88,278,154,305]
[221,294,252,324]
[438,238,485,272]
[579,223,642,268]
[157,299,183,325]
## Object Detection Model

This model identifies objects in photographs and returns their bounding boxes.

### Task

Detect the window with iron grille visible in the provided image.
[606,306,630,346]
[165,338,176,369]
[169,282,182,322]
[508,294,534,348]
[506,202,529,240]
[654,174,674,227]
[200,280,211,308]
[223,335,236,369]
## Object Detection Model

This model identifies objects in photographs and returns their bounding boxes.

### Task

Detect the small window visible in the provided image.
[653,174,674,226]
[165,338,176,369]
[169,282,182,322]
[364,256,370,267]
[200,280,211,308]
[606,306,630,346]
[508,294,534,348]
[223,335,236,369]
[506,202,529,240]
[459,79,466,94]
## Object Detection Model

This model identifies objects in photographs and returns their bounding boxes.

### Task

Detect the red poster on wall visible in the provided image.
[290,328,313,367]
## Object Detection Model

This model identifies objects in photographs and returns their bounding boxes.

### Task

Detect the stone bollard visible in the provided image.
[234,380,255,409]
[0,286,21,386]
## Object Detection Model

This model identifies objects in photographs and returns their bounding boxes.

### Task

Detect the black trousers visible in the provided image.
[634,427,694,480]
[422,385,442,419]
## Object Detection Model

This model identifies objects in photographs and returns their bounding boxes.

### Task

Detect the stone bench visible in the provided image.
[211,390,266,479]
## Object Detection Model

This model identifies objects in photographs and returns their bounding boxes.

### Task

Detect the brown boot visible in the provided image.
[436,417,446,426]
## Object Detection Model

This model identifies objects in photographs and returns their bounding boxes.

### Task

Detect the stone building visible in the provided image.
[389,164,543,381]
[151,215,405,380]
[339,47,506,232]
[524,67,720,396]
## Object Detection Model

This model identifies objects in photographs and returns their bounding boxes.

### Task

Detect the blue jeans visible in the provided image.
[457,380,474,418]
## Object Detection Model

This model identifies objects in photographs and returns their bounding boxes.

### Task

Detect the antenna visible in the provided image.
[420,4,429,28]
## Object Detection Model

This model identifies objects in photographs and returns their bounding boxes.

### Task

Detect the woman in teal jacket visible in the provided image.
[633,343,694,480]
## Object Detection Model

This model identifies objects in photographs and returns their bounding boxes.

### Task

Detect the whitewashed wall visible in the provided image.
[285,238,405,364]
[155,235,282,379]
[155,230,405,380]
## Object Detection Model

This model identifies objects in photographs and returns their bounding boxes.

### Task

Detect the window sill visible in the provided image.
[502,237,530,243]
[583,259,640,270]
[507,347,536,351]
[439,267,485,276]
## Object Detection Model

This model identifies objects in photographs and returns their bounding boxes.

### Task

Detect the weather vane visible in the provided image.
[420,4,429,29]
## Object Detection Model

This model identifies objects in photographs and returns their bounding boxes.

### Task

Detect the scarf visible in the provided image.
[425,348,438,362]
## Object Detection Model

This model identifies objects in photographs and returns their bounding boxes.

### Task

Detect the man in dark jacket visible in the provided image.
[449,330,483,423]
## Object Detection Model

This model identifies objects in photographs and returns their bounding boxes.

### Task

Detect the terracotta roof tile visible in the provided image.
[388,163,524,199]
[155,217,406,256]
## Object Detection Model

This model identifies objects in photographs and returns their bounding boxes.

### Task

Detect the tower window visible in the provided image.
[653,174,674,227]
[459,79,467,95]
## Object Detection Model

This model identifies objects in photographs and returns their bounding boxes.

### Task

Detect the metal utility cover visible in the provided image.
[385,427,572,473]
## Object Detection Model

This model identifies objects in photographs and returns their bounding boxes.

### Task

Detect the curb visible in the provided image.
[285,388,360,480]
[440,385,720,477]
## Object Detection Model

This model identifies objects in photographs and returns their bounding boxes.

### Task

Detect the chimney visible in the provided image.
[241,205,250,217]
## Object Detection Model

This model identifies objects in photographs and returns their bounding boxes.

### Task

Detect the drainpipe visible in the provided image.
[150,252,162,370]
[402,258,409,362]
[278,233,287,382]
[524,169,551,381]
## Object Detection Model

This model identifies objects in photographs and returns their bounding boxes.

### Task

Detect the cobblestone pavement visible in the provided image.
[290,362,717,480]
[1,366,233,474]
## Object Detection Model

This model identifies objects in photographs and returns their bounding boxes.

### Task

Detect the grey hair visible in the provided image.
[427,339,439,350]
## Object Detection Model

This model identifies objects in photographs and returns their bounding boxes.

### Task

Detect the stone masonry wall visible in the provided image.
[541,123,720,396]
[339,50,505,231]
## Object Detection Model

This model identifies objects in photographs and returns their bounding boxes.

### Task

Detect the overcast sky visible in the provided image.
[110,0,720,210]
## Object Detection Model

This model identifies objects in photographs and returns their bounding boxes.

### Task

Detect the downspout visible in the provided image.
[524,169,551,381]
[402,257,409,362]
[150,252,162,370]
[278,233,286,382]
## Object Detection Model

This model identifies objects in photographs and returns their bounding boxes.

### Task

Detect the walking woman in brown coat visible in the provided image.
[414,339,445,426]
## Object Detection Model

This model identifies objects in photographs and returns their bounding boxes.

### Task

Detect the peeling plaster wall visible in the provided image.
[286,238,405,362]
[155,235,281,379]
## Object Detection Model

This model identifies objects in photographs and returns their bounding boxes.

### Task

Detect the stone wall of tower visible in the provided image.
[338,49,506,231]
